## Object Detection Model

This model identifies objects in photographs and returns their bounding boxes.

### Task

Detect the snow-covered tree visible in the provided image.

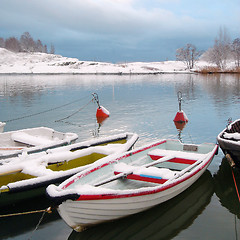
[204,27,231,70]
[36,39,44,52]
[0,38,5,48]
[5,37,21,52]
[232,38,240,67]
[50,43,55,54]
[20,32,35,52]
[176,44,201,69]
[43,44,48,53]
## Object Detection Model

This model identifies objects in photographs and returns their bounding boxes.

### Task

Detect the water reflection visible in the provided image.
[0,74,239,239]
[214,158,240,218]
[200,74,240,108]
[68,171,214,240]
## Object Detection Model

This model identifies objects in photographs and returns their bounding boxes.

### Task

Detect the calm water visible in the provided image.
[0,74,240,240]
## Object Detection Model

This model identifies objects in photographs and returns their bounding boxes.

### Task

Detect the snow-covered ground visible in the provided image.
[0,47,211,74]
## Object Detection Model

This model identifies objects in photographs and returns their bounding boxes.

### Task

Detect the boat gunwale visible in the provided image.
[217,119,240,145]
[1,132,138,194]
[60,140,218,201]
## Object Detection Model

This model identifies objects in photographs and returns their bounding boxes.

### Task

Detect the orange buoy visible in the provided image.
[96,106,110,118]
[173,91,188,123]
[97,116,108,125]
[92,93,110,120]
[174,111,188,123]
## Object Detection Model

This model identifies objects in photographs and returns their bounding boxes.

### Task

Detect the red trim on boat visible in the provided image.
[114,171,167,184]
[62,139,167,189]
[76,146,218,201]
[149,155,196,164]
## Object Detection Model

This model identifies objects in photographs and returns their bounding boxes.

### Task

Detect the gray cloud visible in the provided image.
[1,0,239,62]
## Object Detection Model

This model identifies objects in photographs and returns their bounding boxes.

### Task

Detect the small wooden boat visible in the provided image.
[68,171,213,240]
[46,139,218,232]
[0,126,78,160]
[0,132,138,205]
[217,119,240,164]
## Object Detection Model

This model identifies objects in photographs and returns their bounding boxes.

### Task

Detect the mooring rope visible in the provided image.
[0,206,52,218]
[231,168,240,203]
[3,95,90,123]
[27,208,52,240]
[55,97,94,122]
[0,207,52,240]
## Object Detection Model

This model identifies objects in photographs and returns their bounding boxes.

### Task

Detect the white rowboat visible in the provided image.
[0,127,78,159]
[46,139,218,232]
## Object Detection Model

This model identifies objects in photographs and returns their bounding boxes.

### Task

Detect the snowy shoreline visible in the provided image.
[0,47,227,75]
[0,71,194,75]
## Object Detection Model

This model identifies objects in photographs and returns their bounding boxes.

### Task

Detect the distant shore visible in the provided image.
[0,48,238,75]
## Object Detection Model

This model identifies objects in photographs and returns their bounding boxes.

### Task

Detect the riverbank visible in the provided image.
[0,48,237,75]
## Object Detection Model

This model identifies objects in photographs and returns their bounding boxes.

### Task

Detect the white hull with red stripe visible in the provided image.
[46,139,218,232]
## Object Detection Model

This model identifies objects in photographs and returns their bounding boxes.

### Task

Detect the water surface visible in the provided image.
[0,73,240,240]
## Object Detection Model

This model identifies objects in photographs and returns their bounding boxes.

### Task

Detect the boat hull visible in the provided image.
[217,119,240,163]
[55,140,217,231]
[217,138,240,162]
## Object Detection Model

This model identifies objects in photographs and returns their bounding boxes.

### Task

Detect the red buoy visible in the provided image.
[96,106,110,118]
[174,111,188,123]
[173,91,188,123]
[92,93,110,121]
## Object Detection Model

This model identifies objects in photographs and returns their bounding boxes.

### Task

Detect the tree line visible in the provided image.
[0,32,55,54]
[176,27,240,70]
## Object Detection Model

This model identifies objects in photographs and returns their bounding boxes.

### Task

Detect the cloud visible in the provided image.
[1,0,239,62]
[1,0,213,39]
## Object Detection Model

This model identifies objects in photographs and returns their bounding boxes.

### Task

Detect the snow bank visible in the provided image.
[0,48,192,74]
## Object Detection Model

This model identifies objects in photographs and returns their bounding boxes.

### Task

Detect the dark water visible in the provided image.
[0,74,240,240]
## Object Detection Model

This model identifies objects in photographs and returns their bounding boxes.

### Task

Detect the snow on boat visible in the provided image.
[0,132,138,205]
[68,171,214,240]
[217,119,240,164]
[0,127,78,160]
[46,139,218,232]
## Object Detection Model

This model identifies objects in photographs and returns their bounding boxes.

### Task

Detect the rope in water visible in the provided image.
[3,95,90,123]
[27,208,52,240]
[0,206,52,218]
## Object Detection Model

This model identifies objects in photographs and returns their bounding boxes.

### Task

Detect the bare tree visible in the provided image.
[0,38,5,48]
[50,43,55,54]
[5,37,21,52]
[20,32,35,52]
[2,32,54,55]
[36,39,43,52]
[43,44,48,53]
[176,44,201,69]
[204,27,231,70]
[232,38,240,67]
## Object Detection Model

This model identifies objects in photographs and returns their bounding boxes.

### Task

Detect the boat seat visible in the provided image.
[227,121,240,133]
[11,132,54,146]
[113,163,176,184]
[148,149,204,165]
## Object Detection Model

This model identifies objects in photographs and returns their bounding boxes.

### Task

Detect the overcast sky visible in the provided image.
[1,0,239,62]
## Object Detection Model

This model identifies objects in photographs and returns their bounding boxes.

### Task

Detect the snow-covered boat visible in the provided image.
[0,132,138,205]
[0,126,78,160]
[46,139,218,232]
[217,119,240,164]
[68,171,213,240]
